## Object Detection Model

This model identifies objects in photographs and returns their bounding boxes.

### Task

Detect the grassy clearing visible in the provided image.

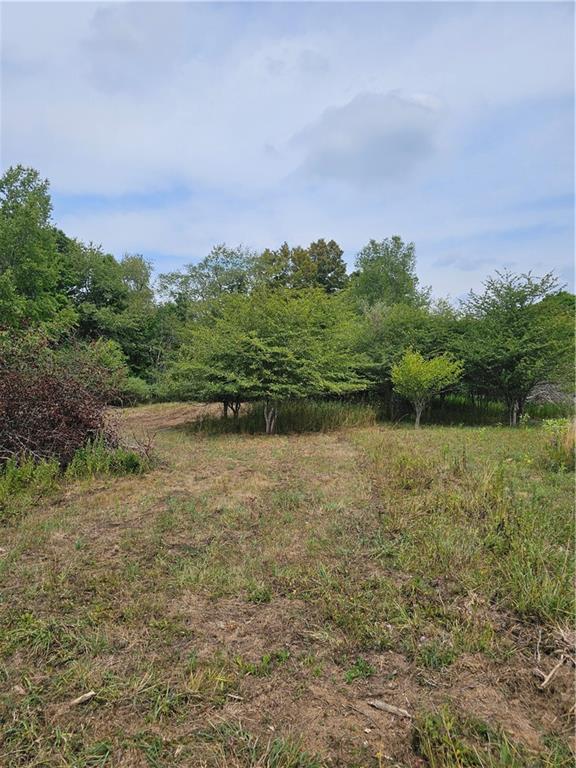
[0,404,573,767]
[354,424,574,624]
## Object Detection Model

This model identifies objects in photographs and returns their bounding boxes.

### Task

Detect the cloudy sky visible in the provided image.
[1,1,574,298]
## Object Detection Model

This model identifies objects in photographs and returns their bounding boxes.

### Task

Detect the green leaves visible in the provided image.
[351,236,429,308]
[392,350,463,426]
[0,166,71,331]
[171,288,368,424]
[460,271,573,422]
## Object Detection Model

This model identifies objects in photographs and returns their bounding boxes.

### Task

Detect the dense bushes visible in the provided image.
[0,332,154,520]
[0,333,118,465]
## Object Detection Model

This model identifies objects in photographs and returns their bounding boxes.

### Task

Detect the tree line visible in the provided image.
[1,165,573,434]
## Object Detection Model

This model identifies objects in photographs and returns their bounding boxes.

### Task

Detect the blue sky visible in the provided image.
[1,1,574,298]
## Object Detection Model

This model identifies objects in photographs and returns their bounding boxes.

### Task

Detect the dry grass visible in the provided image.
[0,404,573,767]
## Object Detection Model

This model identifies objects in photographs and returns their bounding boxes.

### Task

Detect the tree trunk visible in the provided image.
[509,400,519,427]
[264,400,277,435]
[231,398,241,418]
[414,403,424,429]
[223,400,229,419]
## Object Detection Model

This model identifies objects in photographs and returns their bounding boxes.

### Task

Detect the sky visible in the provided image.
[1,1,574,299]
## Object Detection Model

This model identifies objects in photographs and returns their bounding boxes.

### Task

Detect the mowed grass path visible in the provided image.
[1,403,574,767]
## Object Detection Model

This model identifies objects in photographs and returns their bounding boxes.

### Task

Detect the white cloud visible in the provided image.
[1,1,573,296]
[291,91,441,186]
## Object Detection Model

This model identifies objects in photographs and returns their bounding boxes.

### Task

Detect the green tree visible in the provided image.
[57,232,161,376]
[351,236,429,308]
[256,239,348,293]
[0,166,74,332]
[392,349,463,428]
[303,238,348,293]
[171,288,367,433]
[461,271,572,425]
[158,243,256,313]
[354,300,459,417]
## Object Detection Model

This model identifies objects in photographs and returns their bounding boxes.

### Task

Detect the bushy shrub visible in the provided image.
[0,332,119,465]
[119,376,153,405]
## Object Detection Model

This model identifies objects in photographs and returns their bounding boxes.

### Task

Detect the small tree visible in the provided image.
[391,349,463,428]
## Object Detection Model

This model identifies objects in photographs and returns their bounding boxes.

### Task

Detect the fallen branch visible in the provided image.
[539,656,565,689]
[69,690,97,706]
[367,699,411,718]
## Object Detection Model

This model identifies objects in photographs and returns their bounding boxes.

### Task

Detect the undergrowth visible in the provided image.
[540,419,575,471]
[187,399,377,435]
[0,437,152,523]
[65,436,151,479]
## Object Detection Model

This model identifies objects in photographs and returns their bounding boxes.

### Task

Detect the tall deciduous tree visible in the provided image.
[158,243,257,312]
[256,239,348,293]
[57,231,160,376]
[351,236,429,308]
[0,166,74,332]
[461,271,572,425]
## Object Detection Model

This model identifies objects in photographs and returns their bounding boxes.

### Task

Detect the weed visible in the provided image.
[65,435,151,479]
[235,649,291,677]
[416,639,456,670]
[344,657,375,683]
[540,419,575,471]
[413,707,573,767]
[247,581,273,604]
[0,455,59,521]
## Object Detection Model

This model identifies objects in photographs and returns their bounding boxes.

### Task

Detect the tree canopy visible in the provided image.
[171,288,367,432]
[392,349,463,427]
[460,271,572,424]
[1,164,572,429]
[351,236,429,308]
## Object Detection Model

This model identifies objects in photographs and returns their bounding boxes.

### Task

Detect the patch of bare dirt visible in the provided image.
[117,402,222,434]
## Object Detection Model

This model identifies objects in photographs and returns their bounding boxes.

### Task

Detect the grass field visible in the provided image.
[1,403,574,767]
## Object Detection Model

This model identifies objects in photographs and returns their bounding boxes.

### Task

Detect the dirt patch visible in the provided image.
[117,401,222,434]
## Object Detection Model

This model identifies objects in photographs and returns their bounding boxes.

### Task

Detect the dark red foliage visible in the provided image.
[0,334,118,465]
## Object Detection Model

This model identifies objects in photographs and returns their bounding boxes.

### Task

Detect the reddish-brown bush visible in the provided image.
[0,333,119,465]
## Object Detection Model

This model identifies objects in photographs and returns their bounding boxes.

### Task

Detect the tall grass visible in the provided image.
[0,456,59,521]
[65,436,151,479]
[428,394,572,426]
[188,400,377,435]
[541,418,575,471]
[358,426,575,624]
[1,437,152,523]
